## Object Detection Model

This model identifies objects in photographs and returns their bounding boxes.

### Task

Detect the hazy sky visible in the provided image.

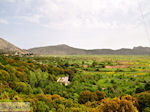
[0,0,150,49]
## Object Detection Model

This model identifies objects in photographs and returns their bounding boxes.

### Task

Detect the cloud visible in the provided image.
[18,15,41,24]
[0,18,9,24]
[1,0,150,30]
[0,0,31,3]
[0,0,16,3]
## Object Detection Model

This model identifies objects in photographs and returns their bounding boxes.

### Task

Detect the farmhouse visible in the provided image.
[57,76,70,86]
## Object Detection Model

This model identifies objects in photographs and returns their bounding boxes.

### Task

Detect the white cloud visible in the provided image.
[0,0,31,3]
[0,0,150,49]
[4,0,149,30]
[0,18,9,24]
[0,0,16,3]
[18,14,41,24]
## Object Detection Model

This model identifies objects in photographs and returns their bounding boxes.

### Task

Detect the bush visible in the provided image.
[36,101,49,112]
[14,82,33,94]
[136,87,145,93]
[45,82,66,96]
[79,91,97,104]
[145,82,150,91]
[96,91,105,101]
[136,92,150,111]
[0,70,10,81]
[143,107,150,112]
[94,98,138,112]
[121,95,139,107]
[33,88,44,94]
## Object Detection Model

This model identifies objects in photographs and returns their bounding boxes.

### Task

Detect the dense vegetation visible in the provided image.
[0,55,150,112]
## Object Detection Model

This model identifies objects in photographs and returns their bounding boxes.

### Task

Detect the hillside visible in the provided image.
[1,38,150,55]
[28,44,87,55]
[0,38,25,54]
[28,45,150,55]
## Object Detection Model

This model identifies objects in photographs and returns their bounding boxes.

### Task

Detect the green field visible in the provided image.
[0,55,150,112]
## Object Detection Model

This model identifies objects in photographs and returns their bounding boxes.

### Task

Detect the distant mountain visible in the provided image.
[1,37,149,55]
[28,44,87,55]
[28,44,150,55]
[0,38,25,54]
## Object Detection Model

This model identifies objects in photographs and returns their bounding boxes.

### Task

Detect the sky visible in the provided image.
[0,0,150,49]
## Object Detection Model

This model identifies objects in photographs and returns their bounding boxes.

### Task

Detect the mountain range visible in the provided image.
[0,38,150,55]
[28,44,150,55]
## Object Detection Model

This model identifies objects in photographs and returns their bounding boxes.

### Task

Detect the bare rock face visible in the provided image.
[0,38,25,54]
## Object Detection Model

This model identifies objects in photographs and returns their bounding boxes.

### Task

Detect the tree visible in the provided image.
[78,91,97,104]
[145,82,150,91]
[14,82,33,94]
[143,107,150,112]
[92,61,97,67]
[45,82,66,96]
[36,101,49,112]
[33,88,43,94]
[121,95,139,107]
[94,98,138,112]
[29,71,37,87]
[136,92,150,111]
[0,70,10,81]
[96,91,105,101]
[136,87,145,93]
[0,63,4,69]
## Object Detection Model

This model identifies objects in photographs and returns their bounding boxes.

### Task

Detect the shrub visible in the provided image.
[96,91,105,101]
[143,107,150,112]
[0,70,10,81]
[145,82,150,91]
[136,92,150,111]
[14,82,33,94]
[78,91,97,104]
[36,101,49,112]
[94,98,138,112]
[136,87,145,93]
[121,95,139,107]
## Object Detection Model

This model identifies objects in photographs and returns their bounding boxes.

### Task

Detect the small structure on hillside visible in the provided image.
[57,76,70,86]
[15,51,34,57]
[3,54,9,56]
